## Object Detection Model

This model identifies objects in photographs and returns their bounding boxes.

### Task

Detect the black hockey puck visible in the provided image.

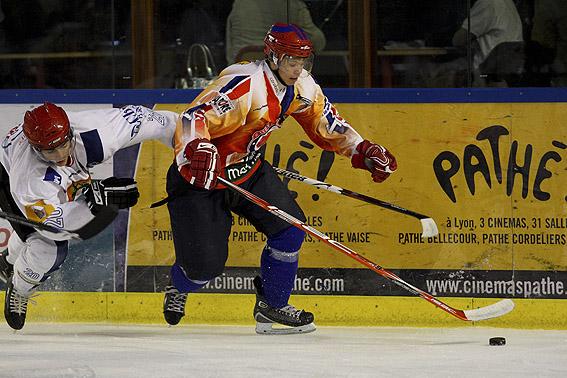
[489,337,506,346]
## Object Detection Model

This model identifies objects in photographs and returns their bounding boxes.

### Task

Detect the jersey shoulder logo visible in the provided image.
[121,105,145,138]
[2,125,23,149]
[145,110,166,127]
[210,93,235,116]
[66,178,91,201]
[43,167,62,185]
[323,97,349,134]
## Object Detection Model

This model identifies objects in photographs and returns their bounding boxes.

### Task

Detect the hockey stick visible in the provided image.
[218,176,514,321]
[0,206,118,240]
[274,167,439,238]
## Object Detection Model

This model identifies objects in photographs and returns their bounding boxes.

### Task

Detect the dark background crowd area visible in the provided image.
[0,0,559,89]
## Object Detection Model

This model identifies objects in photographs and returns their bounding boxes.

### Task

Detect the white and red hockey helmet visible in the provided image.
[23,102,71,150]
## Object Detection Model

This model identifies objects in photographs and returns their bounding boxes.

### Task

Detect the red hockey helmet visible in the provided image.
[264,23,314,68]
[23,102,71,150]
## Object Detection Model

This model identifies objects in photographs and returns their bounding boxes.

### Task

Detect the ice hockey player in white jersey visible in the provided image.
[0,102,177,330]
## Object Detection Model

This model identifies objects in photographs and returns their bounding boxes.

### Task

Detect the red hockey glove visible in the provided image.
[351,140,397,183]
[179,138,220,190]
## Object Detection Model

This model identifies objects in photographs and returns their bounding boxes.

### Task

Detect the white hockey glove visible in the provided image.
[84,177,140,213]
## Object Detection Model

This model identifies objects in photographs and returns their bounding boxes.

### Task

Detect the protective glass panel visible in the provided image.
[0,1,132,89]
[0,1,561,88]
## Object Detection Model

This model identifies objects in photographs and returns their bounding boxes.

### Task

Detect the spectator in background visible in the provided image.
[0,0,46,53]
[452,0,523,70]
[425,0,524,87]
[225,0,326,64]
[531,0,567,87]
[176,0,226,69]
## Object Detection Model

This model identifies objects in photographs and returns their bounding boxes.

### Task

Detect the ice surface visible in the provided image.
[1,324,566,377]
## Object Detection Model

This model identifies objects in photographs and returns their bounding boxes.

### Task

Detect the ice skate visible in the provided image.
[0,249,13,284]
[163,283,188,326]
[253,276,315,335]
[4,277,30,330]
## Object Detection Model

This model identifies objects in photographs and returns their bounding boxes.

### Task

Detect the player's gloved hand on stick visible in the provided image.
[179,138,220,190]
[351,140,397,183]
[84,177,140,213]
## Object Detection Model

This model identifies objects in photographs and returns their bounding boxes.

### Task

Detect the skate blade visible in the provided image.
[255,321,316,335]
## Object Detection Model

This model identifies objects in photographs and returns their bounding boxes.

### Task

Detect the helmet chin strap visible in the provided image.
[266,58,289,87]
[273,67,287,87]
[62,154,73,167]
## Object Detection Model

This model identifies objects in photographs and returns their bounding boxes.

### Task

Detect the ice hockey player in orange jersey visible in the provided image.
[162,23,397,334]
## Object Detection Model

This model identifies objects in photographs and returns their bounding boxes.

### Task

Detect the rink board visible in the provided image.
[128,91,567,305]
[1,292,566,329]
[0,89,566,328]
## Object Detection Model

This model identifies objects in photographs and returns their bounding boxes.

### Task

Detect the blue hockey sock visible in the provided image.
[259,226,304,308]
[171,263,209,293]
[260,246,299,308]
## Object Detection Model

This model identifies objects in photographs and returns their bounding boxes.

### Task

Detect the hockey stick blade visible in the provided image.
[217,177,513,322]
[274,167,438,237]
[462,299,515,321]
[420,218,438,238]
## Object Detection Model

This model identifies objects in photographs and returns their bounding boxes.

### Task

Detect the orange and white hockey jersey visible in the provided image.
[174,60,364,183]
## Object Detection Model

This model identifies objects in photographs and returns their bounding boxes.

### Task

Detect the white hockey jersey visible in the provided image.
[0,105,177,240]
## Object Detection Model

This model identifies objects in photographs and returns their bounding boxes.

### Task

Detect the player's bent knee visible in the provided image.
[15,238,68,285]
[171,263,211,292]
[180,260,225,284]
[267,226,305,253]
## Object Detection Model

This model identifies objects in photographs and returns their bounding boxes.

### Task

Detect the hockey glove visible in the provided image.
[179,138,220,190]
[84,177,140,214]
[351,140,397,183]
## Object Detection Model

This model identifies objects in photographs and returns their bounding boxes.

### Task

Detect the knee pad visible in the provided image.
[267,226,305,253]
[263,226,305,263]
[13,237,68,291]
[181,258,226,282]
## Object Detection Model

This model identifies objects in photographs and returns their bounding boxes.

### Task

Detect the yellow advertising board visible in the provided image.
[127,102,567,299]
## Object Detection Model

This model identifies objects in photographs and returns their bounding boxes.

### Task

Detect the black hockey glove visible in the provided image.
[84,177,140,213]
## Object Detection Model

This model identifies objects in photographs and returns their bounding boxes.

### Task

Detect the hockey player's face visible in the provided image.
[277,55,309,85]
[36,138,73,166]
